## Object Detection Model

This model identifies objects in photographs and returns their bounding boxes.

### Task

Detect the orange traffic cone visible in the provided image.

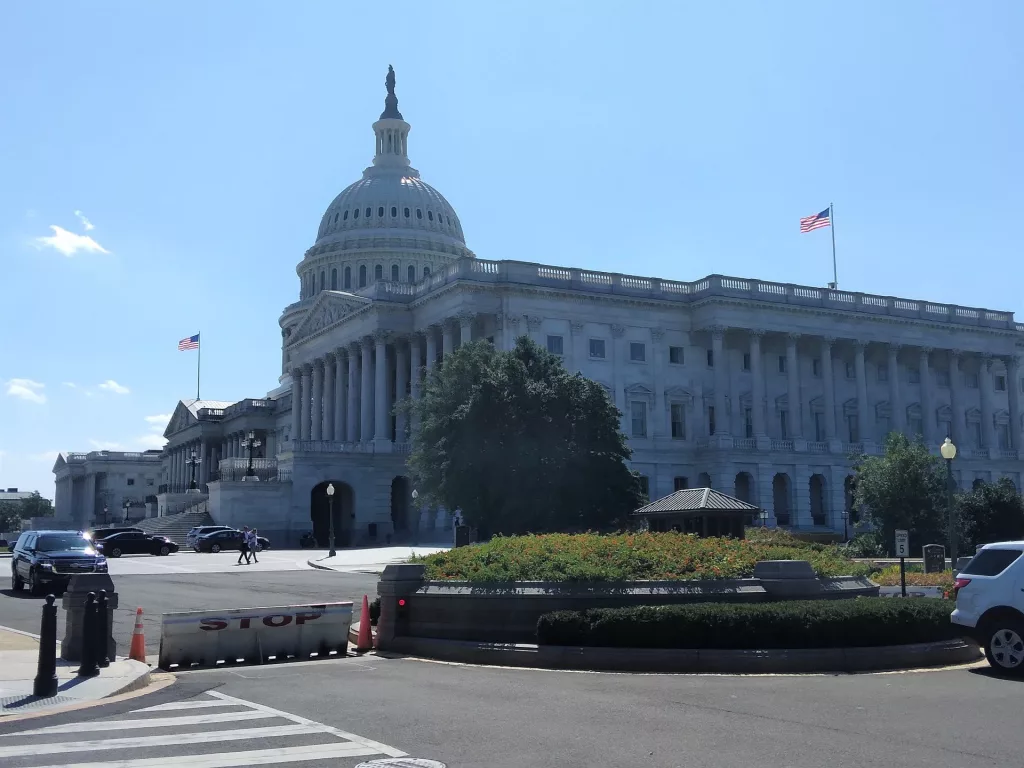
[355,595,374,652]
[129,607,147,662]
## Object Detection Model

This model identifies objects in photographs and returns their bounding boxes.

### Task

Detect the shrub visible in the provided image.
[413,532,871,583]
[536,598,961,649]
[869,564,954,590]
[368,597,381,626]
[846,531,886,558]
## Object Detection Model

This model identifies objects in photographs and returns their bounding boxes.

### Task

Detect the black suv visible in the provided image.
[11,530,108,595]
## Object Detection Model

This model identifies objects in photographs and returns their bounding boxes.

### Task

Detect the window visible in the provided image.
[630,402,648,438]
[673,476,689,491]
[670,403,686,439]
[846,362,855,379]
[669,346,684,365]
[778,355,787,374]
[331,268,338,290]
[909,417,923,437]
[814,412,825,441]
[378,206,384,217]
[780,410,789,439]
[995,375,1007,391]
[127,478,135,486]
[546,335,564,355]
[637,475,650,499]
[742,353,751,371]
[970,421,982,447]
[391,206,398,217]
[391,264,399,281]
[878,365,888,382]
[706,349,714,367]
[404,207,410,218]
[967,372,979,389]
[319,271,325,291]
[960,548,1023,577]
[878,415,890,438]
[939,420,951,438]
[374,264,383,280]
[344,267,352,290]
[630,342,646,362]
[333,212,338,223]
[589,339,606,359]
[998,424,1010,450]
[359,265,367,287]
[365,207,371,218]
[416,209,423,219]
[147,478,154,487]
[744,408,753,438]
[354,207,359,219]
[908,367,921,384]
[428,210,434,221]
[847,415,859,443]
[408,265,415,282]
[708,405,716,436]
[812,359,822,377]
[343,210,349,221]
[423,266,431,277]
[936,370,950,387]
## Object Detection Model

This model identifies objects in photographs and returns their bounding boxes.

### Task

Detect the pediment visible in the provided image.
[875,400,891,417]
[906,402,922,418]
[52,454,67,473]
[775,393,788,409]
[843,398,858,415]
[625,383,654,400]
[965,407,981,422]
[995,409,1010,425]
[290,291,371,344]
[164,401,195,438]
[664,386,693,404]
[936,404,952,419]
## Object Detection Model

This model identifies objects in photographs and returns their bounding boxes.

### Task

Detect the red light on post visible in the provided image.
[398,599,407,607]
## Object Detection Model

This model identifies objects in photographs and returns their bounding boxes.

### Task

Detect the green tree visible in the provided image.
[0,493,53,534]
[956,478,1024,549]
[0,503,21,534]
[407,337,643,536]
[852,432,948,554]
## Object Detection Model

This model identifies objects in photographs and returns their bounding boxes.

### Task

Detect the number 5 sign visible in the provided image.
[894,529,910,558]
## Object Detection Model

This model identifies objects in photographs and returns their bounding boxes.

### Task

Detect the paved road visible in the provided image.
[0,569,379,659]
[1,654,1021,767]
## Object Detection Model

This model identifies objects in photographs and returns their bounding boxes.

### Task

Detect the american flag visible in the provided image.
[800,208,831,233]
[178,334,200,351]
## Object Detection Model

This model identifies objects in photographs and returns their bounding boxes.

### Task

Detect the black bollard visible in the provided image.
[33,594,59,697]
[95,590,110,668]
[76,592,99,677]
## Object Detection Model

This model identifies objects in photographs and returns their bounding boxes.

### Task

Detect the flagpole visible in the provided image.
[196,332,201,401]
[830,202,838,289]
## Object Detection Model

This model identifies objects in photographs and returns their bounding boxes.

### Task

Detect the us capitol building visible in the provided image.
[53,68,1024,545]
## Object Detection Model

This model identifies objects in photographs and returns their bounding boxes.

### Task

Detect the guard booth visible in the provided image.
[631,488,761,539]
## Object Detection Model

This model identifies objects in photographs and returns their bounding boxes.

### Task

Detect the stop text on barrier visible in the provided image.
[199,610,325,631]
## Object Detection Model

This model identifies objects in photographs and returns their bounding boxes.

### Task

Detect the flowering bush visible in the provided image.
[413,532,871,582]
[869,564,955,591]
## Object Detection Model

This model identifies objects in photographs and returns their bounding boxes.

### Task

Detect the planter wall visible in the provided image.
[376,561,879,648]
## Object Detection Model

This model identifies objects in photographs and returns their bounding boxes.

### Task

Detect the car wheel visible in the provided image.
[28,569,43,596]
[984,617,1024,676]
[159,545,170,556]
[12,568,24,591]
[110,547,122,558]
[211,544,221,553]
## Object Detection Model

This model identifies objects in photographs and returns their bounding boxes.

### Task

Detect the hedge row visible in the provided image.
[536,598,961,649]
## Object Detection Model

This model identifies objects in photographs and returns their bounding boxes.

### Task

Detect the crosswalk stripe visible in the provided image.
[0,724,321,758]
[13,710,272,735]
[30,742,380,768]
[205,690,407,758]
[133,699,247,712]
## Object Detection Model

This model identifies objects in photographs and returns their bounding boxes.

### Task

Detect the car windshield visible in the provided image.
[36,534,91,552]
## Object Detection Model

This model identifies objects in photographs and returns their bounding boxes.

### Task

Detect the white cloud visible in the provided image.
[6,378,46,404]
[34,225,109,257]
[136,433,168,450]
[89,440,123,451]
[74,210,95,231]
[98,379,130,395]
[144,413,172,426]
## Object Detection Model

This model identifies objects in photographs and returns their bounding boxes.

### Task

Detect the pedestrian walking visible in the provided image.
[237,526,251,565]
[247,528,259,564]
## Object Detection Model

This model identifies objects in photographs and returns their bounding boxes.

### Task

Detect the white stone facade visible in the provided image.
[52,71,1024,545]
[52,450,163,529]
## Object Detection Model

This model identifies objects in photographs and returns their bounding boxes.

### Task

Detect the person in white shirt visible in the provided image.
[246,528,259,564]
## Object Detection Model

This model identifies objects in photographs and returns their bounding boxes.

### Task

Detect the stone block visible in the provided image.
[752,560,816,580]
[61,574,118,662]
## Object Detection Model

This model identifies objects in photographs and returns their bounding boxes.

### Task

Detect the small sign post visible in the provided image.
[895,529,910,597]
[922,544,946,574]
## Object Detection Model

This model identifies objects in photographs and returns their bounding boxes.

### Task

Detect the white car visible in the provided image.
[950,542,1024,675]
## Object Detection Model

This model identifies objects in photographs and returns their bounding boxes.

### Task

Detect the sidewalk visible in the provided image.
[306,545,446,573]
[0,626,152,718]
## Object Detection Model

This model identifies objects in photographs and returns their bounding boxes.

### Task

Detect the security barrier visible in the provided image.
[158,602,352,669]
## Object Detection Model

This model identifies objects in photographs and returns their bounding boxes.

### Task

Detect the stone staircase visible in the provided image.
[136,508,216,546]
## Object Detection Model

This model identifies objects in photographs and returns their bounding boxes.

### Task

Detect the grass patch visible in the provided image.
[413,531,871,583]
[537,598,961,649]
[869,564,955,590]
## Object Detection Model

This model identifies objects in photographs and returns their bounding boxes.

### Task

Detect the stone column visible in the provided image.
[786,334,803,439]
[425,326,438,373]
[289,368,302,445]
[410,335,423,436]
[396,339,409,440]
[334,351,346,442]
[374,332,390,442]
[311,359,324,441]
[347,343,360,442]
[854,342,871,445]
[821,337,837,441]
[981,355,997,451]
[750,329,766,438]
[950,350,966,444]
[1008,355,1022,451]
[525,315,543,345]
[360,338,374,442]
[299,365,312,441]
[441,323,454,358]
[651,328,665,438]
[888,344,904,432]
[711,327,729,435]
[458,312,473,346]
[323,353,335,442]
[569,321,584,374]
[505,315,521,350]
[919,348,934,445]
[611,324,626,422]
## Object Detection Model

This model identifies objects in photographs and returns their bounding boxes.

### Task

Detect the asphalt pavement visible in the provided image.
[1,653,1020,767]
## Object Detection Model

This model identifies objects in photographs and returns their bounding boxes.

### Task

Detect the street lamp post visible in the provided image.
[411,489,419,545]
[940,437,958,569]
[241,431,262,482]
[185,450,201,492]
[123,500,130,523]
[326,483,336,558]
[759,509,768,529]
[841,509,849,543]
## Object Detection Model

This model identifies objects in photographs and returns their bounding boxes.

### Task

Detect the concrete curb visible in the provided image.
[386,637,983,674]
[307,558,332,571]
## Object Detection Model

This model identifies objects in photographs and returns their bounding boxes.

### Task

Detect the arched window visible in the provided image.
[416,209,423,219]
[374,264,383,280]
[344,267,351,290]
[365,207,371,218]
[423,266,431,278]
[391,206,397,217]
[404,207,410,218]
[427,211,434,221]
[330,268,338,290]
[359,265,367,287]
[391,264,399,281]
[343,210,349,221]
[333,212,338,223]
[378,206,384,217]
[353,208,359,219]
[408,265,415,282]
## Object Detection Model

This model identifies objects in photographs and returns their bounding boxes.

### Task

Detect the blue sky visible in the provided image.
[1,1,1020,499]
